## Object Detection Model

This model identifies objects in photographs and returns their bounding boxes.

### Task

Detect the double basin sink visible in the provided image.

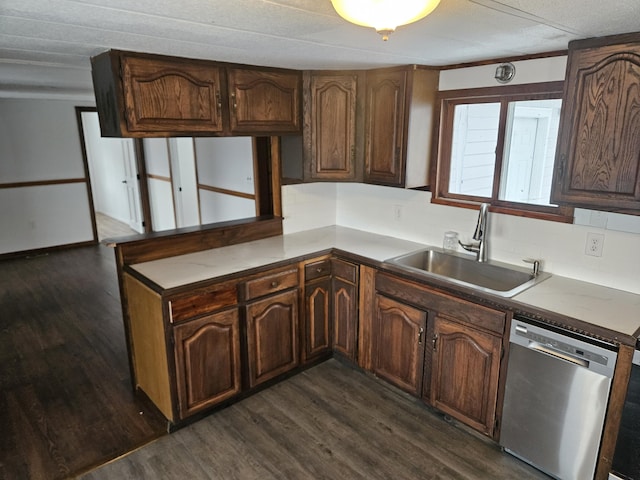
[385,248,550,298]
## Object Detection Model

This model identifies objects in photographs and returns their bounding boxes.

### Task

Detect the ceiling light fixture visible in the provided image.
[330,0,441,41]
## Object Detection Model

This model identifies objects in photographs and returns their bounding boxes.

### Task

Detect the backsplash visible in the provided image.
[283,182,640,295]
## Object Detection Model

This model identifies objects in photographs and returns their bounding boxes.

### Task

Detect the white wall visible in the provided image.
[200,190,256,224]
[0,98,94,254]
[439,56,567,90]
[282,183,337,233]
[195,137,257,223]
[195,137,255,194]
[282,182,640,295]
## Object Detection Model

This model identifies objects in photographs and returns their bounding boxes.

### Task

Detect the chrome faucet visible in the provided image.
[459,203,490,262]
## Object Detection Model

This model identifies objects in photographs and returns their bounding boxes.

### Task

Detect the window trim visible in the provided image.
[431,81,573,223]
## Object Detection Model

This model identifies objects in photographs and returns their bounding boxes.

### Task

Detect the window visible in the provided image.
[432,82,573,222]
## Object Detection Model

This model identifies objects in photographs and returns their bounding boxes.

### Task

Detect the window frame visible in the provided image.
[431,81,573,223]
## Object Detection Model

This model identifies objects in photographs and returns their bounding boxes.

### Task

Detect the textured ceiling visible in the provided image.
[1,0,639,99]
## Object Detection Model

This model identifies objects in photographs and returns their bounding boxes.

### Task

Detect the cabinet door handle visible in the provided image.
[350,145,355,163]
[231,92,237,111]
[215,91,222,115]
[432,333,438,351]
[418,327,424,345]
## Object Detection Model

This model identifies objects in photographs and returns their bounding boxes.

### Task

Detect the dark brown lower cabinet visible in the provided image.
[246,289,300,388]
[373,270,506,438]
[332,276,358,361]
[302,257,359,363]
[373,293,427,396]
[430,314,502,437]
[173,308,242,419]
[304,276,332,361]
[332,258,359,362]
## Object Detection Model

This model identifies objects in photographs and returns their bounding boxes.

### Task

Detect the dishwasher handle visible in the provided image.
[528,341,589,368]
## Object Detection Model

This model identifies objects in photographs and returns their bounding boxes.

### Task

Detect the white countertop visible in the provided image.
[131,226,640,339]
[513,276,640,337]
[131,226,426,290]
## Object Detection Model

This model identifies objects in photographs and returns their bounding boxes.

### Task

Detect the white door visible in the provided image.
[169,138,201,228]
[122,141,144,232]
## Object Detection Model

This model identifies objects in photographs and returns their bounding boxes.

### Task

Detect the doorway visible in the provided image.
[77,108,145,241]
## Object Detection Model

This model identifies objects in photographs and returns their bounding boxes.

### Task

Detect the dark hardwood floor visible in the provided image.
[80,359,549,480]
[2,244,549,480]
[0,245,167,480]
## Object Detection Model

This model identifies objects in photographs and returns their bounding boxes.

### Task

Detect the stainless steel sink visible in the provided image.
[385,249,550,297]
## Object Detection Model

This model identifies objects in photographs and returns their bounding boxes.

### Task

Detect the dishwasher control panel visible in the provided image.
[511,318,617,378]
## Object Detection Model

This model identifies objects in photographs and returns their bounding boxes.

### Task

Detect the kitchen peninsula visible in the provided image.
[115,220,640,480]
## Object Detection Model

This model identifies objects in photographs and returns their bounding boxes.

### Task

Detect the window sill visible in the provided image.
[431,197,574,224]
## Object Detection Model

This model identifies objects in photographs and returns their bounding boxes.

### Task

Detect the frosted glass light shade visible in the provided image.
[330,0,441,40]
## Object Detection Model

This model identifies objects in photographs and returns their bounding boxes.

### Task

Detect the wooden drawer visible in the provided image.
[244,268,299,301]
[169,283,238,324]
[332,258,358,283]
[304,259,332,282]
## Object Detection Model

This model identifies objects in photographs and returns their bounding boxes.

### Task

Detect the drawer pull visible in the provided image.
[316,267,323,273]
[270,281,278,288]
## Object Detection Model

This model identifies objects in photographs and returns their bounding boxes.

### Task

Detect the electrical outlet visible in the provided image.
[585,232,604,257]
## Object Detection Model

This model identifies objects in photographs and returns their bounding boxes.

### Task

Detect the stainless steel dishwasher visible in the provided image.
[500,317,618,480]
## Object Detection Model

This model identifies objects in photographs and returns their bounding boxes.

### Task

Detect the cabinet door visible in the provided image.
[364,70,407,186]
[121,55,225,135]
[551,38,640,210]
[246,289,299,388]
[308,74,358,180]
[430,315,502,436]
[333,276,358,361]
[173,308,241,419]
[373,294,426,396]
[303,277,332,361]
[227,68,301,134]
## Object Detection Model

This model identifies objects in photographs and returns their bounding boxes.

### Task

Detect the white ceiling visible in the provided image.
[1,0,639,100]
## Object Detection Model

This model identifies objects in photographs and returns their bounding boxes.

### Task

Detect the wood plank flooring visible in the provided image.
[0,245,167,480]
[80,359,550,480]
[95,212,137,241]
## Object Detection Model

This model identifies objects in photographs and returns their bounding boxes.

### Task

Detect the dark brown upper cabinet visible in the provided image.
[227,67,301,134]
[303,72,362,182]
[91,50,301,138]
[551,33,640,212]
[364,66,438,188]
